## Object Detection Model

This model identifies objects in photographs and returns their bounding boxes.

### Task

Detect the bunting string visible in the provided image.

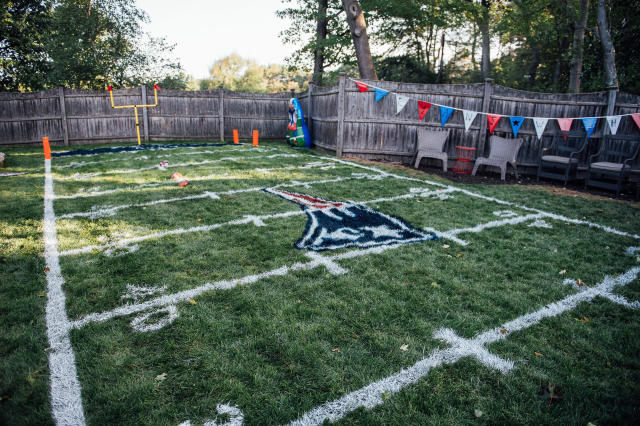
[349,78,640,139]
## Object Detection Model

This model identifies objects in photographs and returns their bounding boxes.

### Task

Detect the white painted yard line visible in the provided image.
[58,186,444,256]
[313,154,640,241]
[56,173,387,220]
[42,159,87,425]
[55,153,301,180]
[54,146,277,169]
[289,266,640,425]
[53,142,258,159]
[55,162,345,200]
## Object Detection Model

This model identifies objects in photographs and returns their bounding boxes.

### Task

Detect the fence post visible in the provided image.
[58,86,69,146]
[307,83,313,139]
[336,73,346,157]
[478,78,494,156]
[141,85,150,142]
[219,86,225,141]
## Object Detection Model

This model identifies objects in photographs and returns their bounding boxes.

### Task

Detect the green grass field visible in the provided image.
[1,140,639,425]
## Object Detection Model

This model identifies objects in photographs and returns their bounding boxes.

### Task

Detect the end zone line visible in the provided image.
[43,159,87,425]
[289,266,640,425]
[58,187,449,256]
[54,153,301,181]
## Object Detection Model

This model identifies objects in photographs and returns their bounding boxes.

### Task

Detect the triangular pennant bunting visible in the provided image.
[509,116,525,137]
[463,110,478,131]
[487,115,501,134]
[582,117,597,138]
[632,113,640,130]
[606,115,622,135]
[355,81,368,92]
[418,101,431,121]
[396,95,410,114]
[557,118,573,139]
[440,106,454,128]
[533,118,549,140]
[375,88,389,103]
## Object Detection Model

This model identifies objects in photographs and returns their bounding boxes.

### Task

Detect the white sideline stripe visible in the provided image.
[58,187,447,256]
[55,162,339,200]
[289,266,640,425]
[314,154,640,241]
[54,147,276,168]
[53,142,257,159]
[43,159,86,425]
[55,153,300,180]
[443,213,545,238]
[68,242,409,329]
[56,173,386,220]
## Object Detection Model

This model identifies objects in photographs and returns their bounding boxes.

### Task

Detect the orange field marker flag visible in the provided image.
[252,130,259,146]
[233,129,239,144]
[43,136,51,160]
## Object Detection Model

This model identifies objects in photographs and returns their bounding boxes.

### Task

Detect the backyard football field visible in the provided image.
[1,140,640,425]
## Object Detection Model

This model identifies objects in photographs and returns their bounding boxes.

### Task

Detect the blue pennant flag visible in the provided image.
[509,116,525,137]
[582,117,598,138]
[440,106,454,127]
[375,88,389,103]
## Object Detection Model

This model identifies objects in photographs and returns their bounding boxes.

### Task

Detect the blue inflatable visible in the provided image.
[286,98,311,147]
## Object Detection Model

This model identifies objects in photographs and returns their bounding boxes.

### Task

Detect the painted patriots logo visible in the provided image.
[266,188,437,251]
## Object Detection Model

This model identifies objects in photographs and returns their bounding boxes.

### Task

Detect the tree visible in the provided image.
[340,0,377,79]
[313,0,329,84]
[0,0,52,91]
[596,0,617,89]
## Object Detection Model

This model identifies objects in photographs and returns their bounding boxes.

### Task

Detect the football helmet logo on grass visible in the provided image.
[266,188,437,251]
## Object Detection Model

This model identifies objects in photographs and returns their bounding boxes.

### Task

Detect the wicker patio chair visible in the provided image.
[537,131,588,187]
[413,128,450,171]
[585,134,640,196]
[471,135,523,181]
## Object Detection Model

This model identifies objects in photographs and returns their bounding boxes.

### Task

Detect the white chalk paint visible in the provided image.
[179,404,244,426]
[55,153,300,181]
[493,210,519,218]
[289,266,640,425]
[42,159,87,425]
[121,284,168,303]
[104,243,139,257]
[626,247,639,256]
[528,219,553,229]
[130,305,179,333]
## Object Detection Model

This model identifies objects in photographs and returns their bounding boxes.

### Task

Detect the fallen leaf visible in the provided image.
[538,383,562,405]
[38,291,45,297]
[576,316,589,323]
[225,306,230,310]
[431,281,440,288]
[178,179,190,187]
[443,244,450,249]
[155,373,167,382]
[576,279,587,287]
[188,299,197,305]
[456,253,463,258]
[197,218,201,222]
[474,409,483,418]
[332,348,341,352]
[559,269,566,275]
[535,352,543,357]
[400,344,408,351]
[500,328,508,334]
[587,422,596,426]
[44,267,50,272]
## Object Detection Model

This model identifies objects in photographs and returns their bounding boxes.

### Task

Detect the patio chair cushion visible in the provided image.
[590,161,626,172]
[541,155,578,164]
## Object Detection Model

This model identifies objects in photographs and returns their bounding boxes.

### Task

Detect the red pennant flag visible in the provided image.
[107,85,112,91]
[632,113,640,130]
[418,101,431,121]
[487,115,501,134]
[355,81,368,92]
[153,83,161,90]
[557,118,573,139]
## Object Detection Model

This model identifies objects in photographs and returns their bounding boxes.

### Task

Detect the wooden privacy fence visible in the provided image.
[0,86,300,146]
[304,75,640,171]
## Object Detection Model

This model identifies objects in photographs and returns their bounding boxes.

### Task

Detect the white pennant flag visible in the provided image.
[396,95,410,114]
[462,110,478,131]
[533,117,549,140]
[606,115,622,135]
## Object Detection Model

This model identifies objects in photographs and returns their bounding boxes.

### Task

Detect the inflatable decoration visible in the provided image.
[286,98,311,147]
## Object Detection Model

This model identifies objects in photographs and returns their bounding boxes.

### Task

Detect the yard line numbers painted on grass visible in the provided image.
[43,143,640,425]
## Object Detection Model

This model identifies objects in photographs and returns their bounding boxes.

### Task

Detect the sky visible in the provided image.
[136,0,295,79]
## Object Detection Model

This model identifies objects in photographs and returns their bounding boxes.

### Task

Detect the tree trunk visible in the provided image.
[553,35,569,91]
[437,31,446,83]
[313,0,328,85]
[596,0,618,88]
[341,0,377,80]
[568,0,590,93]
[479,0,491,80]
[471,25,479,71]
[527,45,540,88]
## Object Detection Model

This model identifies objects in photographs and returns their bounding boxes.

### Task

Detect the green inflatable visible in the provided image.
[286,98,311,147]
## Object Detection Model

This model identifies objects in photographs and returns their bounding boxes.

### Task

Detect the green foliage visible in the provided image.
[0,0,186,91]
[375,55,437,84]
[198,54,310,93]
